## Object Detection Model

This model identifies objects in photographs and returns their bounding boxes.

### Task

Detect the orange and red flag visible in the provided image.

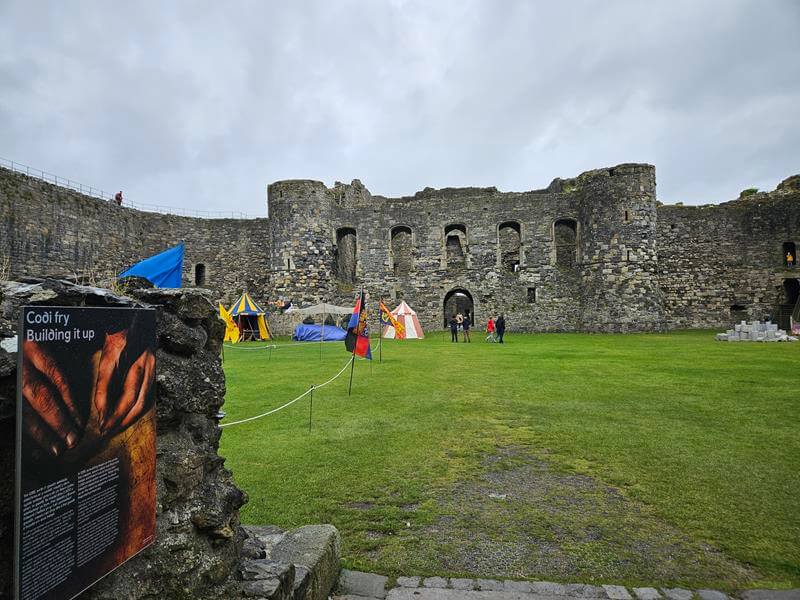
[379,301,406,339]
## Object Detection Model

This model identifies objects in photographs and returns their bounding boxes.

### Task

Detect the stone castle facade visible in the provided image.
[2,164,798,333]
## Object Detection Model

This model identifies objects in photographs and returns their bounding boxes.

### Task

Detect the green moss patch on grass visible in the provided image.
[218,332,800,588]
[378,447,756,588]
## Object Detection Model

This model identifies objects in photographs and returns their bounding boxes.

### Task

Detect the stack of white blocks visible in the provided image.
[716,321,797,342]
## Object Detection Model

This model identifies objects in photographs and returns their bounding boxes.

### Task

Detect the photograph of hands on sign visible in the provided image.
[22,326,156,459]
[18,307,157,592]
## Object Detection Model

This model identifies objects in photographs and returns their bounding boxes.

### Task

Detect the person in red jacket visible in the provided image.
[486,317,496,342]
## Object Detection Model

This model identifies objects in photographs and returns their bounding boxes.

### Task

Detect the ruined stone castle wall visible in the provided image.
[656,177,800,329]
[268,164,665,333]
[2,164,798,333]
[575,164,664,332]
[0,167,271,303]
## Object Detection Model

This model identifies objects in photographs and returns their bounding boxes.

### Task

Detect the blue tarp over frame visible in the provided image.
[292,324,347,342]
[120,242,184,288]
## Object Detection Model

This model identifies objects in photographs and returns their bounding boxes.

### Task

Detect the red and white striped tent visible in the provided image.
[382,300,425,339]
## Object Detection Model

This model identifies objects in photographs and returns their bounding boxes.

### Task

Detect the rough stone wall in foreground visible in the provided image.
[0,280,246,599]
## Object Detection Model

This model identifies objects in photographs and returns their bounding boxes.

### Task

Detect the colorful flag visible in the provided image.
[379,300,406,339]
[345,289,372,359]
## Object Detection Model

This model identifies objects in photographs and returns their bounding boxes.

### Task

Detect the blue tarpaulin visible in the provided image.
[120,242,184,288]
[292,324,348,342]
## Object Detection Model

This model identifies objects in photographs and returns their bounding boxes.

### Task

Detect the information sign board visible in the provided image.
[15,307,157,600]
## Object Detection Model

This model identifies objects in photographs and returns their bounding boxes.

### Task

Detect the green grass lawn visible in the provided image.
[218,331,799,589]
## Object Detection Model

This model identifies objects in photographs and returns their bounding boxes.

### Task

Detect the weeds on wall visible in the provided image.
[740,187,759,198]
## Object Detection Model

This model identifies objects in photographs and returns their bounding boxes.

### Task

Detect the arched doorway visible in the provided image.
[783,278,799,305]
[778,278,799,330]
[443,288,474,327]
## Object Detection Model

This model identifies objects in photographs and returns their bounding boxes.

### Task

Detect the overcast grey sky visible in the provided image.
[1,1,798,215]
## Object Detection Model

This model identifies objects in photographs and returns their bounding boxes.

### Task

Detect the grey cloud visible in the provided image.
[1,0,798,215]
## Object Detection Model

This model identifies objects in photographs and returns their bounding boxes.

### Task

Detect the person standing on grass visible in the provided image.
[496,314,506,344]
[463,311,471,342]
[486,316,496,342]
[449,315,459,342]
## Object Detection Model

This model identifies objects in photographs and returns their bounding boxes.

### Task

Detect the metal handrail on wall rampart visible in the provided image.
[0,156,259,220]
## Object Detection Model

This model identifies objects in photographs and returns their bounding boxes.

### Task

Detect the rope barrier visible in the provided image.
[222,343,317,353]
[223,342,330,351]
[222,335,387,352]
[219,356,355,428]
[223,343,277,351]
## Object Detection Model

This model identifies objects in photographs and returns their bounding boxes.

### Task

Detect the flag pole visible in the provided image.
[348,353,356,395]
[308,386,314,432]
[348,287,361,396]
[320,305,325,362]
[368,298,373,373]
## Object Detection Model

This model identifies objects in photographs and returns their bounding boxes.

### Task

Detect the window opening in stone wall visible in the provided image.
[783,241,796,268]
[194,263,206,286]
[553,218,578,267]
[444,224,467,269]
[443,288,474,328]
[286,258,291,271]
[626,250,632,262]
[498,221,521,273]
[730,304,747,322]
[390,226,413,276]
[624,210,630,223]
[334,227,357,284]
[527,287,537,303]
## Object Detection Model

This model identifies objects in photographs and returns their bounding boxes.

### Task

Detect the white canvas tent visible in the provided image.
[289,303,353,339]
[289,303,352,317]
[382,301,425,339]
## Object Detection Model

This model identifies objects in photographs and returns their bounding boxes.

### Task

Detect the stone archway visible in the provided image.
[783,278,799,305]
[778,278,799,330]
[443,288,475,328]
